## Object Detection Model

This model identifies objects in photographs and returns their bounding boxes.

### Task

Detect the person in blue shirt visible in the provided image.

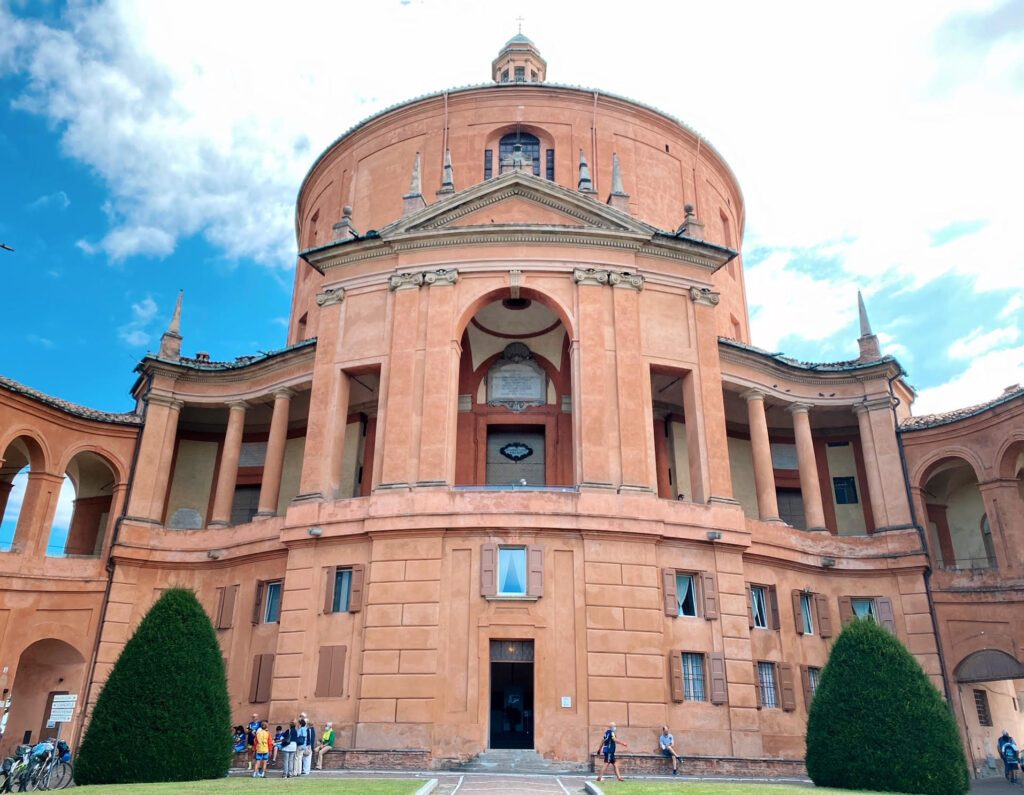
[595,721,629,782]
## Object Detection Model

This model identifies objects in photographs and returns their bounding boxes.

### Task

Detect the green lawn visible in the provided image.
[72,778,421,794]
[595,783,896,794]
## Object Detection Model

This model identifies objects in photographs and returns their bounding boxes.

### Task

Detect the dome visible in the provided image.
[504,32,535,47]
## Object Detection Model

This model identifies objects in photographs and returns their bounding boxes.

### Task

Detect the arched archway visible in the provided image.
[1,639,85,755]
[953,649,1024,776]
[921,456,993,570]
[0,435,46,553]
[45,451,118,557]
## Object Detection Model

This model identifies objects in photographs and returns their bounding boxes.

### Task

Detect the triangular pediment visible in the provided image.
[380,170,658,237]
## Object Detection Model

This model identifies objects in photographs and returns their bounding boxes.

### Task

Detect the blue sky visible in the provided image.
[1,0,1022,425]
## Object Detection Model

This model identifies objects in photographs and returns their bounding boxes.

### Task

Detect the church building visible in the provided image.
[1,35,1022,776]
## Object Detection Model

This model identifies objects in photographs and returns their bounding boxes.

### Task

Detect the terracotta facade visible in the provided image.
[1,36,1022,774]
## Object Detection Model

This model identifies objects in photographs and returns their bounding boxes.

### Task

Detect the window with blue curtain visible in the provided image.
[498,547,528,595]
[333,568,352,612]
[676,573,697,616]
[264,580,282,623]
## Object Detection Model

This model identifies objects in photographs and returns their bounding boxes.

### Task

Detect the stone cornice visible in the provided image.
[719,339,903,387]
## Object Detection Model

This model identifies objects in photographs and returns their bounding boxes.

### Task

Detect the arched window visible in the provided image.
[499,133,540,177]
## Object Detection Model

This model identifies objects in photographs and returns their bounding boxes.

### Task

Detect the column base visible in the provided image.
[253,511,278,520]
[291,492,324,503]
[376,482,412,491]
[207,519,230,528]
[618,484,655,494]
[579,481,616,490]
[804,526,829,533]
[871,523,918,534]
[414,480,449,488]
[707,495,741,506]
[760,516,785,523]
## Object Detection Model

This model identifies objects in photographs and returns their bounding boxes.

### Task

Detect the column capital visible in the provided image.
[389,272,424,291]
[315,286,346,307]
[688,286,721,306]
[272,387,296,401]
[854,397,893,414]
[787,402,813,415]
[423,268,458,286]
[740,388,767,403]
[147,393,183,410]
[226,399,249,412]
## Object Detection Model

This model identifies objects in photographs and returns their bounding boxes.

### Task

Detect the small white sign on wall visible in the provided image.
[561,696,572,708]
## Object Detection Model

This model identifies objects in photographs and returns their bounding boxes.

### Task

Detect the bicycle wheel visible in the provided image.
[45,763,71,791]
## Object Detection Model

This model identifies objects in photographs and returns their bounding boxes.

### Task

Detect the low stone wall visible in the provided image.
[590,752,808,778]
[233,748,431,770]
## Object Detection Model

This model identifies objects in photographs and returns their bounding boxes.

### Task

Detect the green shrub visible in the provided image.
[806,617,969,794]
[76,588,232,784]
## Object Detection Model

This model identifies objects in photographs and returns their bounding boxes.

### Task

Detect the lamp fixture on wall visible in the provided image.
[706,530,722,541]
[308,526,323,537]
[821,557,836,568]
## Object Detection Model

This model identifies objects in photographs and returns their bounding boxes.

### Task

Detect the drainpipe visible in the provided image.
[74,369,151,751]
[887,368,955,707]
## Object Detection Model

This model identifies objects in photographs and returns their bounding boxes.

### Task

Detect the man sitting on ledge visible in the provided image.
[659,725,682,775]
[315,722,335,770]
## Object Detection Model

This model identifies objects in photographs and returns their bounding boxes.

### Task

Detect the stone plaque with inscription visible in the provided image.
[487,343,546,412]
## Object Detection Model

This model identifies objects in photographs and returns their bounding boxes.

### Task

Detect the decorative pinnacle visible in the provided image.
[167,289,183,336]
[439,149,455,193]
[611,152,625,195]
[856,290,882,362]
[578,149,594,192]
[405,151,422,197]
[857,290,873,337]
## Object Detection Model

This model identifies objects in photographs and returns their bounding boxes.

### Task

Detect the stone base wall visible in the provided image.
[233,748,431,770]
[591,753,808,778]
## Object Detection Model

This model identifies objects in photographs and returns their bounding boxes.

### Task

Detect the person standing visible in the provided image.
[315,722,335,770]
[247,713,261,770]
[271,725,284,768]
[659,725,682,775]
[253,721,270,778]
[299,712,316,775]
[595,721,628,782]
[281,721,298,778]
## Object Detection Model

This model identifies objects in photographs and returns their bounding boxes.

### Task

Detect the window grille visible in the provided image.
[758,662,778,709]
[682,653,706,701]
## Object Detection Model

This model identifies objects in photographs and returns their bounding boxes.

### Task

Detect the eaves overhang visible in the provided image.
[718,337,905,382]
[135,338,317,381]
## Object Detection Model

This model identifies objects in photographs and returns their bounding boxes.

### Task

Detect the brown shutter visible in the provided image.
[481,544,497,597]
[330,645,347,697]
[838,596,854,626]
[669,651,684,702]
[709,652,728,705]
[746,585,755,628]
[702,571,718,620]
[876,597,896,633]
[323,566,337,614]
[219,584,237,629]
[527,545,544,597]
[815,593,833,638]
[768,587,781,630]
[315,647,332,697]
[662,568,678,616]
[800,665,813,708]
[215,587,226,628]
[779,662,796,711]
[249,654,262,703]
[255,653,274,703]
[348,564,365,613]
[252,581,265,624]
[792,590,804,635]
[753,661,763,709]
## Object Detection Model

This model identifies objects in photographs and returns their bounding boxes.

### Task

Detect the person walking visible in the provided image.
[281,721,298,778]
[659,725,682,775]
[595,721,628,782]
[315,722,335,770]
[253,720,270,778]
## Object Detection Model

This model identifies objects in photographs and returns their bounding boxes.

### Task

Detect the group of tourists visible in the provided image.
[233,713,335,777]
[595,721,683,782]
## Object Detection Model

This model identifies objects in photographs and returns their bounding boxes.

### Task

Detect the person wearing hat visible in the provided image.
[315,722,336,770]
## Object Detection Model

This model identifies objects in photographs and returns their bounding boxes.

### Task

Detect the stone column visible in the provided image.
[209,400,247,527]
[0,479,13,523]
[860,397,913,529]
[257,389,293,517]
[741,390,780,521]
[125,395,181,523]
[788,403,827,531]
[18,471,65,557]
[379,275,424,488]
[611,274,654,492]
[854,403,887,531]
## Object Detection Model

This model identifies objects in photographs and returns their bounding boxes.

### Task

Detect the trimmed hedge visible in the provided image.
[806,617,969,795]
[76,588,232,784]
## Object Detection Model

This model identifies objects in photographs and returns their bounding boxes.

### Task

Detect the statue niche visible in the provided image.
[486,343,546,413]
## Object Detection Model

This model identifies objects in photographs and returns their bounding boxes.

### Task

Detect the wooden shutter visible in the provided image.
[753,662,763,709]
[252,581,265,624]
[348,564,365,613]
[669,651,684,702]
[779,662,797,711]
[218,584,238,629]
[768,587,780,630]
[662,568,678,616]
[800,665,813,708]
[709,652,728,705]
[746,585,754,628]
[838,595,854,626]
[527,545,544,597]
[323,566,337,614]
[877,597,896,633]
[315,645,348,698]
[249,653,274,703]
[792,590,804,635]
[214,587,226,628]
[315,646,332,697]
[480,544,497,597]
[702,572,718,620]
[815,593,833,638]
[249,654,261,702]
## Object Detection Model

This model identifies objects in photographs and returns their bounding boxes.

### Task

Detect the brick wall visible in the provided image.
[591,752,808,778]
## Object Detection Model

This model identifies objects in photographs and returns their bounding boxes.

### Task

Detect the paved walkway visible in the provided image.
[431,773,588,793]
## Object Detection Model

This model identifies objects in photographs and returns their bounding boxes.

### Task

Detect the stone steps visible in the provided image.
[457,749,590,775]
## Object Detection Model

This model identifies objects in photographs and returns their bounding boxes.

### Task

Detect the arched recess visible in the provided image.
[920,456,993,571]
[956,649,1024,683]
[997,438,1024,498]
[1,639,86,755]
[45,451,118,557]
[455,289,574,486]
[0,435,46,553]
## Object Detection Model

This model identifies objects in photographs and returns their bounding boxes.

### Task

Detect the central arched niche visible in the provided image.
[455,293,572,486]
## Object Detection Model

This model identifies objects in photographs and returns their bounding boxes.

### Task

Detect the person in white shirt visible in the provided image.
[659,725,682,775]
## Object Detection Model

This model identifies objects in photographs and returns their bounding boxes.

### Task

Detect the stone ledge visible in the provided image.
[233,748,431,770]
[590,753,808,778]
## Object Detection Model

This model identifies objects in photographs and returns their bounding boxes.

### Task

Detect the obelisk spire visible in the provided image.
[159,290,183,360]
[856,290,882,361]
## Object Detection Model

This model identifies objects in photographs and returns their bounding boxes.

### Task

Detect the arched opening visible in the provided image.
[455,292,573,487]
[922,457,993,570]
[955,649,1024,778]
[998,441,1024,502]
[1,639,85,755]
[46,451,117,557]
[0,436,44,553]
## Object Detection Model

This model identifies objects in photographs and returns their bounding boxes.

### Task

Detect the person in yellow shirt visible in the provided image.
[315,722,335,770]
[253,721,271,779]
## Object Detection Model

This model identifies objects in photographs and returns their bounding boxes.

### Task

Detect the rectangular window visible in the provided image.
[758,662,779,709]
[514,66,525,81]
[498,547,528,595]
[974,689,993,726]
[263,580,282,624]
[682,653,706,701]
[501,69,509,82]
[333,568,353,613]
[230,485,260,526]
[484,149,493,180]
[833,476,859,505]
[676,573,698,617]
[751,586,768,629]
[800,593,815,635]
[545,149,554,181]
[852,597,876,620]
[808,666,821,696]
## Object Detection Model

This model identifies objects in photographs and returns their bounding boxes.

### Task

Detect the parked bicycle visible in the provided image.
[0,739,73,791]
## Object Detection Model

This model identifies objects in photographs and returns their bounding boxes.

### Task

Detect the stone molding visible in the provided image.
[787,402,812,415]
[854,397,894,414]
[272,387,296,401]
[388,269,459,291]
[688,286,721,306]
[147,394,183,411]
[572,268,644,290]
[226,399,249,411]
[388,272,424,291]
[315,286,346,307]
[739,389,766,403]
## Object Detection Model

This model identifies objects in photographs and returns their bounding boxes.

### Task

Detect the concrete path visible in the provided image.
[430,773,589,793]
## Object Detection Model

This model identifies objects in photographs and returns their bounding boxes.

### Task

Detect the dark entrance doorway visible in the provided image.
[489,640,534,749]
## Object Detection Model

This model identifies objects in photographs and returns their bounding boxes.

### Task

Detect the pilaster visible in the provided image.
[208,400,248,527]
[124,394,181,524]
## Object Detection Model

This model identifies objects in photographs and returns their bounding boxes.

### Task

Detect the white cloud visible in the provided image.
[117,295,159,347]
[26,333,56,350]
[27,190,70,211]
[1001,295,1024,319]
[948,325,1021,360]
[914,347,1024,416]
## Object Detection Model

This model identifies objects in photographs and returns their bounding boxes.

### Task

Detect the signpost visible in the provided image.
[47,694,77,731]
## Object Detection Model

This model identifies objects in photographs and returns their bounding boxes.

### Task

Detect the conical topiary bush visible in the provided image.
[806,616,969,795]
[76,588,232,784]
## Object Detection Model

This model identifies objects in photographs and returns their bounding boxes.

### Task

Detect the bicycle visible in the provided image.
[38,740,73,791]
[0,745,32,793]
